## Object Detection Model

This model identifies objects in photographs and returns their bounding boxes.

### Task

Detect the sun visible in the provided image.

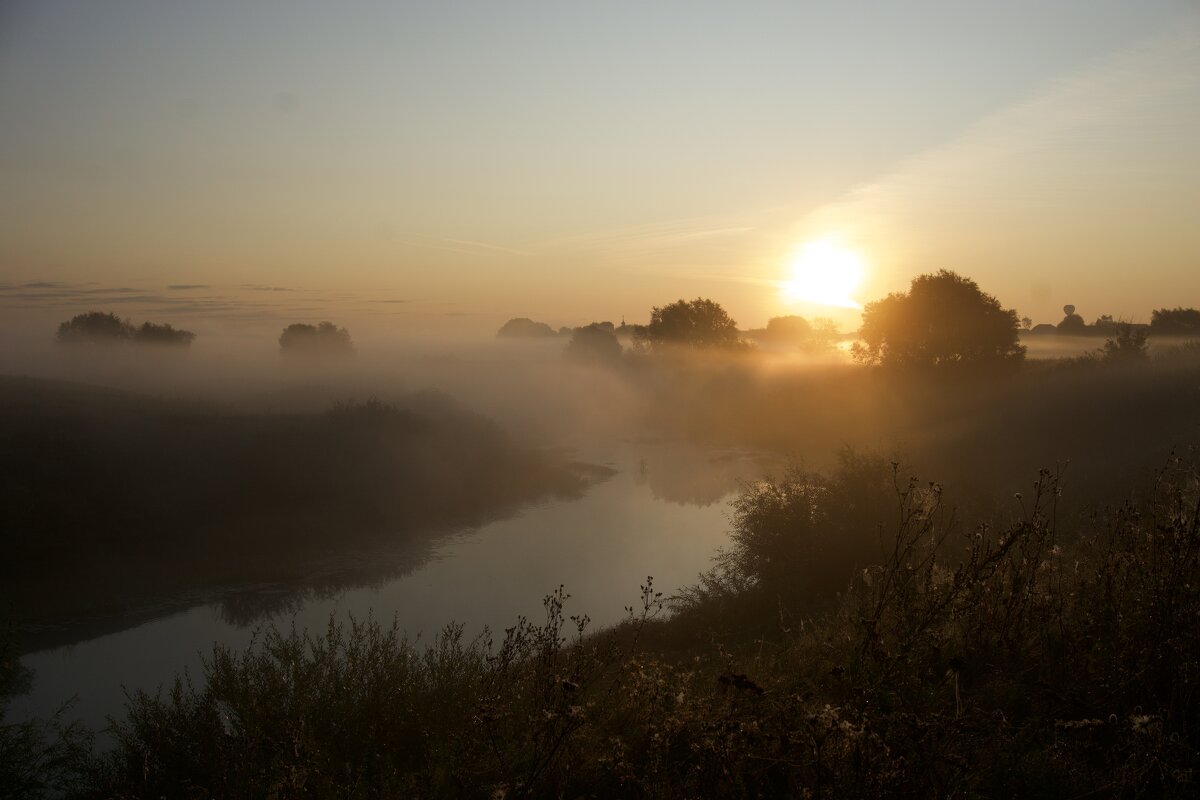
[781,239,866,309]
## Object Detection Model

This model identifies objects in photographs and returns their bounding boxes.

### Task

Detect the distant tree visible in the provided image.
[754,315,839,354]
[808,317,841,353]
[1101,323,1149,363]
[1020,316,1033,331]
[279,322,354,356]
[133,322,195,347]
[764,315,813,343]
[633,298,742,350]
[55,312,134,343]
[1150,307,1200,337]
[852,270,1025,368]
[496,318,557,339]
[1090,314,1118,337]
[563,323,623,365]
[1057,304,1087,334]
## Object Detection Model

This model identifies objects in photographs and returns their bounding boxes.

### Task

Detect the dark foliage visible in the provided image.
[82,456,1200,798]
[1101,323,1149,362]
[633,298,743,350]
[132,321,195,347]
[1057,312,1088,334]
[0,628,92,798]
[55,313,195,347]
[853,270,1025,367]
[55,312,133,343]
[1151,307,1200,337]
[279,322,354,356]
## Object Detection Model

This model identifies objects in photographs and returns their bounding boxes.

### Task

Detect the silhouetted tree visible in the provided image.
[1091,314,1118,337]
[279,322,354,356]
[496,318,557,338]
[1101,323,1149,363]
[1057,304,1087,334]
[764,315,812,342]
[633,298,742,350]
[753,315,839,353]
[133,322,195,347]
[563,323,623,365]
[852,270,1025,368]
[1151,307,1200,337]
[55,312,134,343]
[1020,316,1033,331]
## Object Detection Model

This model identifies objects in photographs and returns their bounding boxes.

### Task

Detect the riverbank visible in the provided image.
[0,376,598,652]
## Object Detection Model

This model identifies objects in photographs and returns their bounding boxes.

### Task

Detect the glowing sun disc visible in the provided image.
[781,240,865,309]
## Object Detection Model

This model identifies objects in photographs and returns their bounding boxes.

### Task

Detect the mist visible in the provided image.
[4,1,1200,792]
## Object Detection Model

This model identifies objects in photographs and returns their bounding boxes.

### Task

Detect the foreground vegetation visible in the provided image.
[7,450,1197,797]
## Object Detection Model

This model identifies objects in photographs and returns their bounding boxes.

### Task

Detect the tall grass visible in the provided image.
[75,453,1200,797]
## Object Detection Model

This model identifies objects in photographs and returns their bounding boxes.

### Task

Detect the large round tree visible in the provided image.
[852,270,1025,367]
[633,298,742,350]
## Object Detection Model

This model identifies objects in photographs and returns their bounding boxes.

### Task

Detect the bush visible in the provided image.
[1101,323,1149,362]
[1,628,93,798]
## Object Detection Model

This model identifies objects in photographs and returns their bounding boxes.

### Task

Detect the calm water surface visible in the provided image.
[11,441,778,736]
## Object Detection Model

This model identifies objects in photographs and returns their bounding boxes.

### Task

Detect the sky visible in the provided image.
[1,0,1198,337]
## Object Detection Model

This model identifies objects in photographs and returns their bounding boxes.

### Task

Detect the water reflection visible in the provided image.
[10,442,777,737]
[634,443,779,506]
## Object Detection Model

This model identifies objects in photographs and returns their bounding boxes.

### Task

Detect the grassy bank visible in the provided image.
[23,451,1197,798]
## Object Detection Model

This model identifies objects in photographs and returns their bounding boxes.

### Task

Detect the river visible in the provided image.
[9,441,779,738]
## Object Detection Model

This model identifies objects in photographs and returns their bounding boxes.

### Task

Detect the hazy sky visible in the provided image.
[2,0,1198,335]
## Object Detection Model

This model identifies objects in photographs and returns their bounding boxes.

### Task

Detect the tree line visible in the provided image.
[53,273,1200,367]
[52,313,354,356]
[511,270,1198,369]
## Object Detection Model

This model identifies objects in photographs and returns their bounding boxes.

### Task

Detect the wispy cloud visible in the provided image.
[397,232,534,257]
[538,216,760,253]
[799,22,1200,245]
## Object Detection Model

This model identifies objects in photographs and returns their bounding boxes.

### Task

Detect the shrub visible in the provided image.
[1101,323,1149,362]
[1,628,93,798]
